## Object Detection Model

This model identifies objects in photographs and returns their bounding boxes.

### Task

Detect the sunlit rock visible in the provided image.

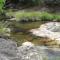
[30,22,60,44]
[22,42,34,46]
[17,42,60,60]
[17,42,47,60]
[0,38,60,60]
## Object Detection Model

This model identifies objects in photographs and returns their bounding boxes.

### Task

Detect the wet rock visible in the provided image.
[30,22,60,44]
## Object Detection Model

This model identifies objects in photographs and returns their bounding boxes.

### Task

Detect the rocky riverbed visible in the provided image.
[30,22,60,47]
[0,38,60,60]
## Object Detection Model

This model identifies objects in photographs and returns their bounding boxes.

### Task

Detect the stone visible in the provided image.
[0,54,9,60]
[17,42,60,60]
[30,22,60,43]
[0,38,60,60]
[17,42,48,60]
[22,42,34,46]
[0,38,17,59]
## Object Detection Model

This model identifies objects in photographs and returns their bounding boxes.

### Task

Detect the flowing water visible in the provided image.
[10,21,60,60]
[10,21,59,47]
[10,21,44,46]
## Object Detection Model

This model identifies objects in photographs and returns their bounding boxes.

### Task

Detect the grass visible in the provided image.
[6,10,60,22]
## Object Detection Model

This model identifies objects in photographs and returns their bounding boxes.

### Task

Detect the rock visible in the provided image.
[45,48,60,60]
[17,42,48,60]
[22,42,34,46]
[0,54,9,60]
[30,22,60,44]
[0,38,17,59]
[10,18,16,21]
[46,48,60,56]
[0,38,60,60]
[17,42,60,60]
[10,42,60,60]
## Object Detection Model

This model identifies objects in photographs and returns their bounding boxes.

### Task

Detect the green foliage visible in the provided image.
[19,0,60,6]
[0,0,6,12]
[0,21,10,36]
[7,11,60,22]
[5,0,60,10]
[19,0,43,6]
[39,12,54,21]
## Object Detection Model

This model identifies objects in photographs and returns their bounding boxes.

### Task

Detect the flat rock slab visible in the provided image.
[30,22,60,43]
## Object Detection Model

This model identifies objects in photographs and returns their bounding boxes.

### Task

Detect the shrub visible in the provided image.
[7,11,60,22]
[0,0,6,12]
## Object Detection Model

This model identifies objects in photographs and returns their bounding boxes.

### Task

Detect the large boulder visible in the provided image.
[16,42,48,60]
[0,38,60,60]
[30,22,60,44]
[16,42,60,60]
[2,41,59,60]
[0,38,17,60]
[0,54,9,60]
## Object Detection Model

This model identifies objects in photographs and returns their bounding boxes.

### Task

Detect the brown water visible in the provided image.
[10,21,59,47]
[10,21,60,60]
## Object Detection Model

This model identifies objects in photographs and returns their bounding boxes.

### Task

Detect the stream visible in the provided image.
[9,21,60,60]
